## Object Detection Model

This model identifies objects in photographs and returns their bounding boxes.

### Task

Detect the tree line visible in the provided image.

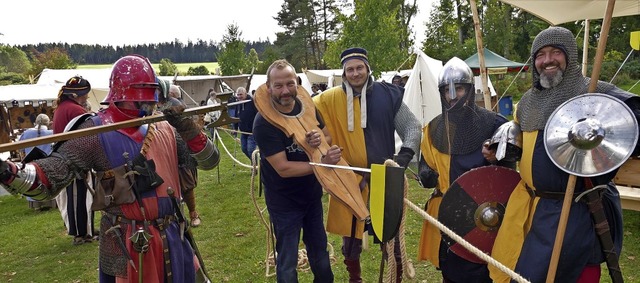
[1,0,638,88]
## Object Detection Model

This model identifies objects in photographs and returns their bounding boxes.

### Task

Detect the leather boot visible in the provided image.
[344,259,362,283]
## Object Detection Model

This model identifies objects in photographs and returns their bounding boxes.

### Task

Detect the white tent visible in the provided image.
[378,70,413,84]
[402,50,444,127]
[395,50,443,153]
[499,0,640,25]
[33,68,112,111]
[304,69,344,87]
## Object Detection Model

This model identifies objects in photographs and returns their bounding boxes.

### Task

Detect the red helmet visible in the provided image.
[102,54,159,105]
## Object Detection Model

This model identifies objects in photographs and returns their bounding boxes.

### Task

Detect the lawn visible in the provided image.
[0,130,638,282]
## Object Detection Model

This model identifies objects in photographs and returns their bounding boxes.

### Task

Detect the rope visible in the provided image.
[212,128,253,169]
[403,197,531,283]
[248,150,337,277]
[216,126,253,136]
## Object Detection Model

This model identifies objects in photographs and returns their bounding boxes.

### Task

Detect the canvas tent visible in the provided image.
[499,0,640,25]
[394,50,443,152]
[304,69,344,88]
[464,48,529,75]
[34,68,111,111]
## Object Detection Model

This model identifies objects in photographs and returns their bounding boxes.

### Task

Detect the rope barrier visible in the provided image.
[212,128,254,169]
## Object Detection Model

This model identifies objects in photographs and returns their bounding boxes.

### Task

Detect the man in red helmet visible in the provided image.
[0,54,219,283]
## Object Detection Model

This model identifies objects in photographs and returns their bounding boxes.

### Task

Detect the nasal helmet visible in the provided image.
[438,57,474,100]
[103,54,159,105]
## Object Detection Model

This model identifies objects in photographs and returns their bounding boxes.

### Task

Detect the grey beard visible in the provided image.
[539,69,564,89]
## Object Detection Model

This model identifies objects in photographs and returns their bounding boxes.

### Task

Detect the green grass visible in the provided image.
[0,131,639,282]
[77,62,220,75]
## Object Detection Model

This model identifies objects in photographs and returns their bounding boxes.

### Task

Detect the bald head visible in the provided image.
[169,85,181,100]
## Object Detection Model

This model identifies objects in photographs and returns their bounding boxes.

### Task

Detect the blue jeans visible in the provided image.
[241,134,256,159]
[268,199,334,283]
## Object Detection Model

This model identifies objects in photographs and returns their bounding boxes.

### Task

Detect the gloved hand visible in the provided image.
[163,104,201,140]
[419,166,439,188]
[395,147,414,169]
[0,159,16,185]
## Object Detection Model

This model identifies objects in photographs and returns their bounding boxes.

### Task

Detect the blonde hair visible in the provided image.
[34,114,50,137]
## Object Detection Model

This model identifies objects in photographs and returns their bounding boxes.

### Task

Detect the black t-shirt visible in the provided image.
[252,100,324,211]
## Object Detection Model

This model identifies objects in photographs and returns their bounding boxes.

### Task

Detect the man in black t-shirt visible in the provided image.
[253,59,341,282]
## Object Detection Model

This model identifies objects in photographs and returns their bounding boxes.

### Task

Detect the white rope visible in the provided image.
[216,126,253,136]
[212,128,254,169]
[404,198,531,283]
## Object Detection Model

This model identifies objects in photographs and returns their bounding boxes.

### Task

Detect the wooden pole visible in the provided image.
[546,0,617,282]
[0,100,248,153]
[470,0,492,110]
[582,19,590,76]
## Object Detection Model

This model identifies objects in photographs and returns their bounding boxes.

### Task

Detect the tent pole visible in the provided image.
[470,0,492,110]
[546,1,618,283]
[582,19,590,76]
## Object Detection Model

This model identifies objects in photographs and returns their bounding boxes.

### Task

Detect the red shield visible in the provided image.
[438,165,520,263]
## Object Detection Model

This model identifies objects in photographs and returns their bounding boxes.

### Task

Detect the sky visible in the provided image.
[1,0,436,49]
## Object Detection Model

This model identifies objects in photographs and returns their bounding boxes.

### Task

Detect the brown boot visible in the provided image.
[344,259,362,283]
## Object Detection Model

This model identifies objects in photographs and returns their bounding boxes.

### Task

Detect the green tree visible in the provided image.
[275,0,341,70]
[187,65,211,76]
[246,48,260,74]
[158,58,178,76]
[0,45,31,85]
[323,0,408,76]
[217,24,248,75]
[0,45,32,73]
[257,45,282,74]
[28,47,76,78]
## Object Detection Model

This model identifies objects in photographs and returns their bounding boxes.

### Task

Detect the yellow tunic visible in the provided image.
[415,124,451,268]
[314,87,368,238]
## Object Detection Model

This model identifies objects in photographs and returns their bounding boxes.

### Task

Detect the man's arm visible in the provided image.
[394,103,422,167]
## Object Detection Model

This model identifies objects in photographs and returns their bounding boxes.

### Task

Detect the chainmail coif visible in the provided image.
[516,26,615,131]
[429,86,496,155]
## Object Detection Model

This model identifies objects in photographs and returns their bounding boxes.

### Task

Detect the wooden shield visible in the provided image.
[369,164,406,242]
[438,165,520,263]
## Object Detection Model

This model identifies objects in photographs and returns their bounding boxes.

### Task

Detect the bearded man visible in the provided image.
[489,26,640,283]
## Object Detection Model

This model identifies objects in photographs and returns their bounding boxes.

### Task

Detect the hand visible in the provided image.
[321,145,342,165]
[395,147,414,169]
[418,166,439,188]
[0,159,16,185]
[482,139,497,164]
[163,105,201,140]
[305,130,322,148]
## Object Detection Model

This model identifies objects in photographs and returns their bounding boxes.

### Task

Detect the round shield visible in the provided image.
[544,93,638,177]
[438,166,521,264]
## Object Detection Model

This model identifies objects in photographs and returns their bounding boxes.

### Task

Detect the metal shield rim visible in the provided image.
[543,93,638,177]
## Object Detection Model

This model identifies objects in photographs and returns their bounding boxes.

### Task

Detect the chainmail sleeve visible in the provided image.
[33,119,111,195]
[394,102,422,154]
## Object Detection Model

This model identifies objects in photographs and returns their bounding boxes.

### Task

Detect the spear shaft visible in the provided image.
[0,100,249,153]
